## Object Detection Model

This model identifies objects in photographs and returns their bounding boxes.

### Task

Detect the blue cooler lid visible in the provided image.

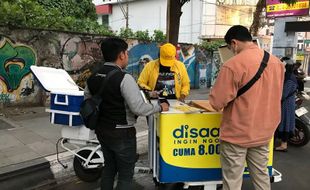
[30,66,81,92]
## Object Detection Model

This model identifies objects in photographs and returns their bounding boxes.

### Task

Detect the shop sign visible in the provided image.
[159,114,273,169]
[266,0,309,18]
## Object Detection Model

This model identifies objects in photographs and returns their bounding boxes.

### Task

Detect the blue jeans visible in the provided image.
[96,127,137,190]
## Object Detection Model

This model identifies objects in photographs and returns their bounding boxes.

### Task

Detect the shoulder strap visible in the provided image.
[95,69,120,97]
[237,51,270,98]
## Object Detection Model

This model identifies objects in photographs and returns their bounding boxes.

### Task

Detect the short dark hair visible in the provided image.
[100,37,128,62]
[224,25,252,44]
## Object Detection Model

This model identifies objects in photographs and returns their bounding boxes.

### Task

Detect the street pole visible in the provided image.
[126,3,129,29]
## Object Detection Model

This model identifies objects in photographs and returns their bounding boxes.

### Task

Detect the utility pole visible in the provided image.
[117,0,129,29]
[126,3,129,29]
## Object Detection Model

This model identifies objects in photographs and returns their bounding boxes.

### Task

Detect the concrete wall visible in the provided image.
[107,0,203,44]
[0,27,220,107]
[272,17,298,58]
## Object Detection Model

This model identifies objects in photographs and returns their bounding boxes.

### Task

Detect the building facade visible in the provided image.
[93,0,258,44]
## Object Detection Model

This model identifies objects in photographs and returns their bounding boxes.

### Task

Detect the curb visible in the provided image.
[0,157,50,182]
[0,152,74,190]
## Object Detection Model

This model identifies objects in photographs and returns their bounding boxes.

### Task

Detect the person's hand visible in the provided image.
[204,101,218,112]
[160,102,169,112]
[178,94,186,103]
[149,91,159,98]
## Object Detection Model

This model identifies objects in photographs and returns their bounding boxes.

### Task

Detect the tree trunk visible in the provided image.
[250,0,266,36]
[167,0,182,46]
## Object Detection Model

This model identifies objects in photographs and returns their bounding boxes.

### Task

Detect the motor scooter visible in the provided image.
[288,91,310,146]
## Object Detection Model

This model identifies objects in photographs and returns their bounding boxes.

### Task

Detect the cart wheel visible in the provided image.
[73,149,102,182]
[288,119,310,147]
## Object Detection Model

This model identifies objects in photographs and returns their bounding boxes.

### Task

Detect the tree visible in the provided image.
[37,0,97,20]
[166,0,190,46]
[0,0,113,35]
[250,0,298,36]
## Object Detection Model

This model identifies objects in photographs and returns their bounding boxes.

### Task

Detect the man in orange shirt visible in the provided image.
[207,25,284,190]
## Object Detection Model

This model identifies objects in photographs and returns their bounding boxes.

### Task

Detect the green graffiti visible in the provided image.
[0,38,36,92]
[0,93,10,103]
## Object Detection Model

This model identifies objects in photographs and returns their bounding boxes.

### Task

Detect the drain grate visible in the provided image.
[0,119,14,130]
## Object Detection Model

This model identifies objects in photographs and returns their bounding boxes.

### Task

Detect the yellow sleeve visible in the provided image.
[179,62,190,97]
[137,62,152,90]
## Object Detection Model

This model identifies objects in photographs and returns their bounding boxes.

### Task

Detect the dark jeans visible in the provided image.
[96,127,137,190]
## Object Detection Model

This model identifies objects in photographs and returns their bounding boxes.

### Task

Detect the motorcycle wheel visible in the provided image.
[288,119,310,147]
[73,149,102,182]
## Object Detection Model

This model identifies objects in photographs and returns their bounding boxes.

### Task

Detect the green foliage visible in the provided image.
[200,40,226,52]
[118,28,135,39]
[0,0,166,41]
[135,30,152,42]
[37,0,97,20]
[152,30,166,42]
[0,0,114,36]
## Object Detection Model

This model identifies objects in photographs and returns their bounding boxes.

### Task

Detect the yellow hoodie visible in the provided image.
[137,59,190,99]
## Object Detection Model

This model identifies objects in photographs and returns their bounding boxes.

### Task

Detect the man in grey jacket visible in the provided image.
[85,37,169,190]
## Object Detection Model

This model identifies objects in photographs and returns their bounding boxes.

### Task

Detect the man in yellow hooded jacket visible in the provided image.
[137,43,190,102]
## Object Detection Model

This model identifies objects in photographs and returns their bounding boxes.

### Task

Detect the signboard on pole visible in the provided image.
[266,0,309,18]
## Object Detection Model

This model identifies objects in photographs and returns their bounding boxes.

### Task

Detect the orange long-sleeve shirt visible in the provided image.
[209,44,285,147]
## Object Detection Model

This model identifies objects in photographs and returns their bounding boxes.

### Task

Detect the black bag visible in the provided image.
[80,69,119,130]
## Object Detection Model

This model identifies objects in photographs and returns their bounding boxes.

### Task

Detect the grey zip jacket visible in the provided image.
[84,63,161,128]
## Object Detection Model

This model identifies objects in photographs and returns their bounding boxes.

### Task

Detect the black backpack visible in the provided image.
[80,69,118,130]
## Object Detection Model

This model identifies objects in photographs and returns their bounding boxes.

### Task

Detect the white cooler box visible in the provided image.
[30,66,84,127]
[61,125,96,141]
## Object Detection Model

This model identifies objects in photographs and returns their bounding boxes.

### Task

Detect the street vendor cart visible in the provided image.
[150,100,282,190]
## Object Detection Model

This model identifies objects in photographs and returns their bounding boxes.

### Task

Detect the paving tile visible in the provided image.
[27,140,57,157]
[0,133,23,150]
[24,117,62,140]
[7,128,45,145]
[1,144,39,158]
[8,151,41,164]
[0,155,12,168]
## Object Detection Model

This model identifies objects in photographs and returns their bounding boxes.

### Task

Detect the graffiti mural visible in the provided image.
[61,36,103,88]
[127,41,159,79]
[61,37,102,74]
[0,27,225,106]
[211,51,221,86]
[0,37,36,91]
[178,44,198,88]
[195,48,213,88]
[0,37,36,103]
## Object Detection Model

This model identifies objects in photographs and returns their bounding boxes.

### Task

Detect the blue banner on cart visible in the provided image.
[158,155,273,182]
[158,155,222,182]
